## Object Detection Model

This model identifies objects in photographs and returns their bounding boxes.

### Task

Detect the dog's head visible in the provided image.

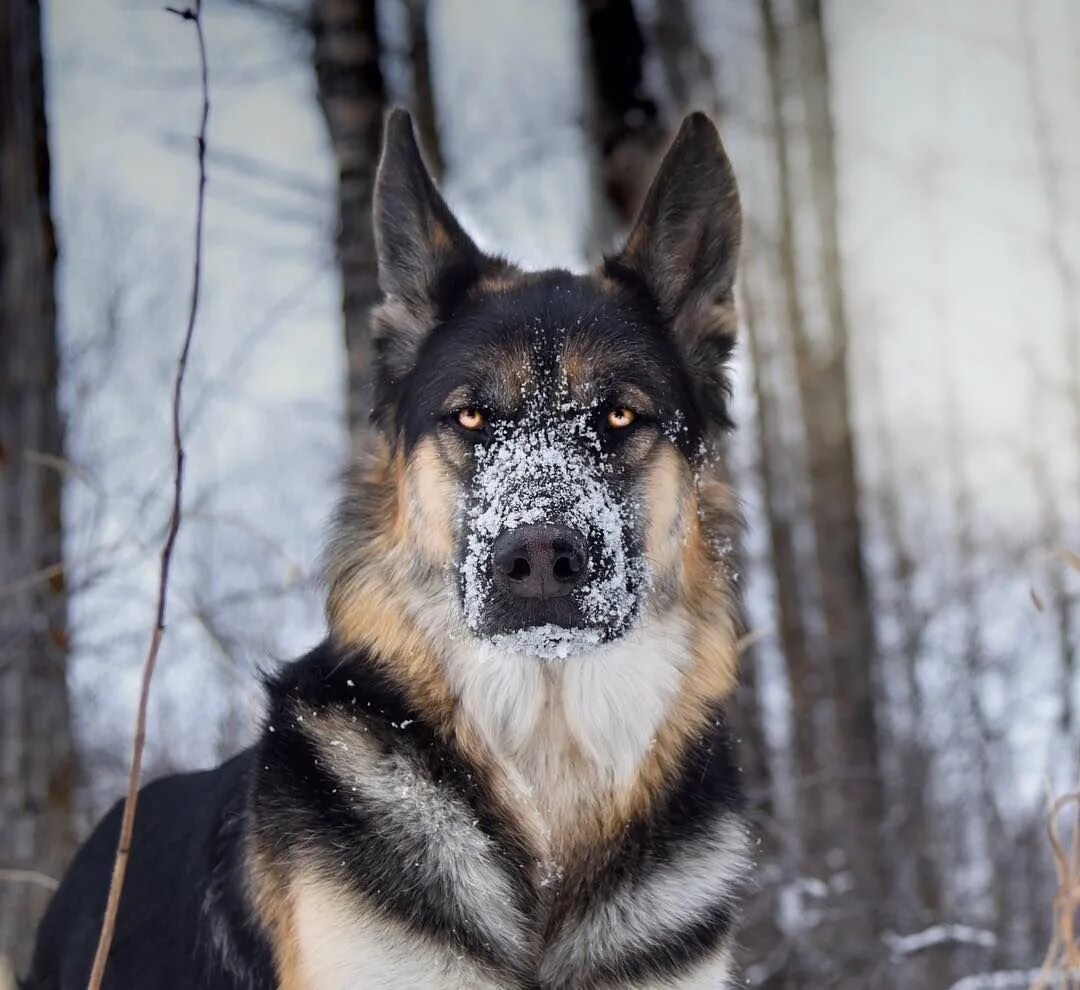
[336,110,741,661]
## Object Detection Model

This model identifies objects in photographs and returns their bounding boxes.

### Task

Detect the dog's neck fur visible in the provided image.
[330,585,737,863]
[442,610,695,848]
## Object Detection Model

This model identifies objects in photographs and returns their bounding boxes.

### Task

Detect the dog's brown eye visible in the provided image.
[456,408,486,431]
[606,407,636,430]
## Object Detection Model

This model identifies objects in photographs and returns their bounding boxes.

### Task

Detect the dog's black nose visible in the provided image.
[492,525,588,599]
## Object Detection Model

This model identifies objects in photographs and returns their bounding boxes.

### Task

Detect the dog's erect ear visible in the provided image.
[372,109,509,424]
[606,113,741,428]
[374,108,488,307]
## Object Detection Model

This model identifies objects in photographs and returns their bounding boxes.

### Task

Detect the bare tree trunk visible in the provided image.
[745,249,825,860]
[650,0,718,118]
[759,0,886,976]
[312,0,385,448]
[403,0,443,181]
[578,0,663,225]
[0,0,76,975]
[864,312,946,989]
[759,0,834,876]
[791,0,886,919]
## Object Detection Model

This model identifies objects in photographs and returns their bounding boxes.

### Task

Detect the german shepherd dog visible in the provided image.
[30,110,750,989]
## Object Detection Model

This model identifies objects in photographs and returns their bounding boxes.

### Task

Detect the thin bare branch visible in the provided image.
[0,868,59,892]
[1033,791,1080,989]
[85,3,209,987]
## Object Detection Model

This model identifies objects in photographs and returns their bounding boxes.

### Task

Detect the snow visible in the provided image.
[460,374,643,659]
[883,924,997,957]
[948,969,1080,990]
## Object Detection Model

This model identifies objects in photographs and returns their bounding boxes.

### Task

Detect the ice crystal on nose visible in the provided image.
[458,397,642,659]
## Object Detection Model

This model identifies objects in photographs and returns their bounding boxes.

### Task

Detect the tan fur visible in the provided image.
[248,841,304,990]
[288,870,510,990]
[476,271,524,295]
[561,338,656,416]
[326,438,457,726]
[642,444,691,578]
[439,342,532,434]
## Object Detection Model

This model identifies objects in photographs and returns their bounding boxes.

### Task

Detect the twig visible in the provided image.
[0,868,59,892]
[1033,791,1080,990]
[85,4,209,988]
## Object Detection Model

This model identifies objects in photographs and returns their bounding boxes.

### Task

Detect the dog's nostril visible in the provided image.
[553,555,576,582]
[508,557,531,582]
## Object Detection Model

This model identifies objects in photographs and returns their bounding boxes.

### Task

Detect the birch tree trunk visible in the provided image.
[0,0,76,975]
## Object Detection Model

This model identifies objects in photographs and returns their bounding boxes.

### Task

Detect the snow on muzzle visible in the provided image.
[458,415,644,659]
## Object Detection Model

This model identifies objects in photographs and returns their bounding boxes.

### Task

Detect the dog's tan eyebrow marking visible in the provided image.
[440,343,533,415]
[562,337,659,412]
[561,353,659,414]
[609,384,654,413]
[442,385,479,413]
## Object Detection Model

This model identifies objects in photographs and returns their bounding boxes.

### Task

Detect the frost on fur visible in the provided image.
[457,378,645,659]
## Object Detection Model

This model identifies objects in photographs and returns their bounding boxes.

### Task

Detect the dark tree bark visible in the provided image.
[758,0,831,870]
[758,0,887,978]
[0,0,76,975]
[403,0,443,181]
[790,0,886,923]
[650,0,718,117]
[312,0,386,449]
[578,0,664,225]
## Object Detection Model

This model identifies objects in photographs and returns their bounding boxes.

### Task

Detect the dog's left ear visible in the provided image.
[372,109,510,425]
[606,113,741,428]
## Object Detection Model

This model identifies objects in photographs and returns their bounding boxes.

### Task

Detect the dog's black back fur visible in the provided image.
[27,748,274,990]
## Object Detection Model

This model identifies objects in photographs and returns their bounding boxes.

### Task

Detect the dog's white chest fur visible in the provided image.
[445,613,692,827]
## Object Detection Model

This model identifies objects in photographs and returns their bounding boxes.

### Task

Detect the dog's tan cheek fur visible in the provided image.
[682,468,742,700]
[405,436,458,567]
[326,439,458,725]
[641,443,691,583]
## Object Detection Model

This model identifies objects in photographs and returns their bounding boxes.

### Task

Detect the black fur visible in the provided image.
[30,641,744,989]
[398,269,707,454]
[251,643,541,979]
[27,750,275,989]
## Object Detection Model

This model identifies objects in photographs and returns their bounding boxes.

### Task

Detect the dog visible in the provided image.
[29,109,750,989]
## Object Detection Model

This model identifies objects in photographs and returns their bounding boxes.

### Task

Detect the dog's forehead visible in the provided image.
[402,269,692,449]
[466,271,672,404]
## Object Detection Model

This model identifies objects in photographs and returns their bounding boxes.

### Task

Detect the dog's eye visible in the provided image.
[606,407,637,430]
[456,408,487,431]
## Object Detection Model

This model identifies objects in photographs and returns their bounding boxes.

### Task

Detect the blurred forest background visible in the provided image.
[2,0,1079,986]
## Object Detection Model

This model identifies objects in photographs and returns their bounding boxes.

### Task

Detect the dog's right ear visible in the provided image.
[372,109,509,426]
